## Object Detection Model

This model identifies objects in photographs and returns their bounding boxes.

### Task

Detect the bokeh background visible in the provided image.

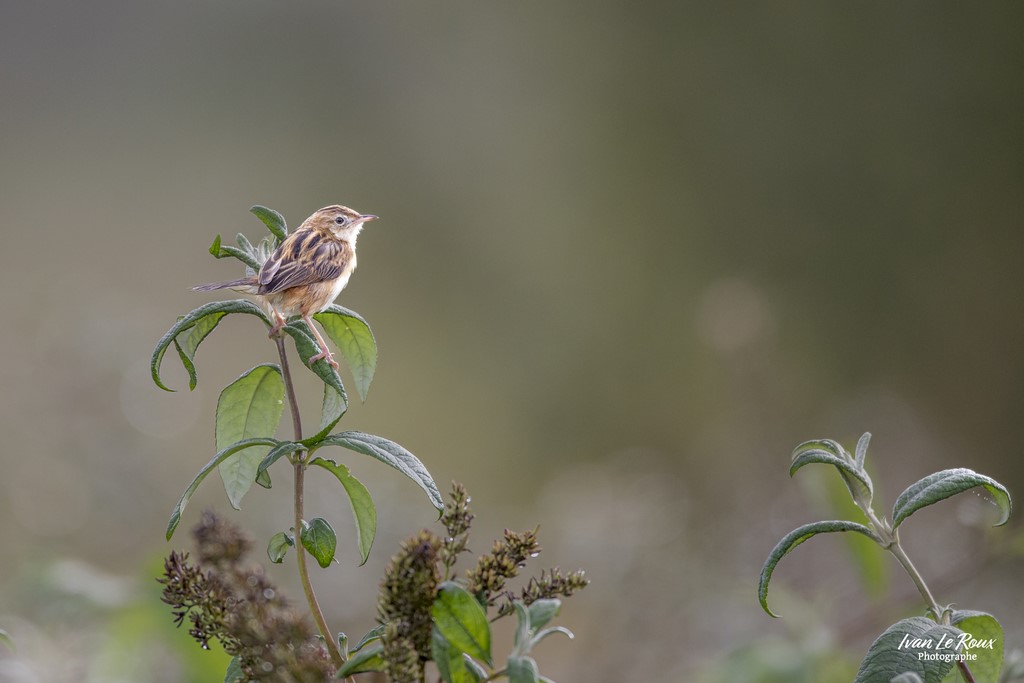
[2,2,1023,681]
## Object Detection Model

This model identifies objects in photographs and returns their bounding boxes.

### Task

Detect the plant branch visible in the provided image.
[887,534,975,683]
[275,335,345,670]
[887,539,941,615]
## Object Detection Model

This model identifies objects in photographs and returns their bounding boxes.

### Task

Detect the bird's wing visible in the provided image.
[257,229,349,294]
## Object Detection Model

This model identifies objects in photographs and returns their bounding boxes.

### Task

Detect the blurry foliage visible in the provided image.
[760,434,1013,682]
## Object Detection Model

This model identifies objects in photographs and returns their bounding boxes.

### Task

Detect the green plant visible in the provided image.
[759,433,1013,683]
[338,482,588,683]
[153,206,586,682]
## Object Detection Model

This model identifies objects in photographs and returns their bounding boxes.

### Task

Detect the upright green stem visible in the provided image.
[275,336,345,669]
[870,511,975,683]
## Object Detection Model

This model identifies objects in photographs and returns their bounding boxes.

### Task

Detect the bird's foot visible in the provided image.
[309,349,340,369]
[268,312,288,338]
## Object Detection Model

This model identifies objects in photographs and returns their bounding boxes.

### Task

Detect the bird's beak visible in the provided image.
[358,214,379,224]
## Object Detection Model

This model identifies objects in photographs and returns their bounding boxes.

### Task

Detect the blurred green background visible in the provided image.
[2,2,1023,681]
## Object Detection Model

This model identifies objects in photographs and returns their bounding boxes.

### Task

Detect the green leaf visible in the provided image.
[301,517,337,568]
[209,234,262,270]
[234,232,263,269]
[432,582,492,665]
[309,457,376,565]
[351,624,387,653]
[854,617,962,683]
[531,627,574,650]
[250,205,288,242]
[166,437,279,539]
[209,233,223,257]
[820,468,889,598]
[281,322,348,444]
[432,627,481,683]
[307,381,346,448]
[892,468,1012,529]
[791,442,873,507]
[0,628,13,653]
[336,644,385,677]
[216,365,285,510]
[224,656,244,683]
[315,305,378,402]
[257,441,305,478]
[890,674,924,683]
[255,468,272,489]
[319,431,443,511]
[527,600,561,631]
[855,432,871,469]
[462,655,488,681]
[507,656,540,683]
[759,520,879,617]
[267,531,293,564]
[512,601,530,652]
[171,310,229,391]
[950,611,1003,682]
[152,300,272,391]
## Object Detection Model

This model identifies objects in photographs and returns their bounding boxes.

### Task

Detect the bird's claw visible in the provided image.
[309,350,340,369]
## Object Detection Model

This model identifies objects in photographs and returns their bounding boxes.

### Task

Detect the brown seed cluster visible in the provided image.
[465,528,540,604]
[377,529,442,682]
[159,512,332,682]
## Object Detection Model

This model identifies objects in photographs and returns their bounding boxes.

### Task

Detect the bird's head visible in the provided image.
[305,205,378,242]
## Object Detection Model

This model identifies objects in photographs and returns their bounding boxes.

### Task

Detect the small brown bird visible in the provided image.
[194,205,377,368]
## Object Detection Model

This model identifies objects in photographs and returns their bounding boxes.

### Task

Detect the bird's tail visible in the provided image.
[192,277,258,293]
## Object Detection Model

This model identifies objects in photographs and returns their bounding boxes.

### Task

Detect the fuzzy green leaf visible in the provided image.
[854,617,961,683]
[224,656,244,683]
[950,611,1003,682]
[300,517,337,568]
[530,627,574,650]
[209,234,223,257]
[209,234,261,271]
[152,300,272,391]
[507,656,539,683]
[432,582,492,665]
[309,457,376,565]
[432,627,481,683]
[166,437,279,540]
[250,205,288,242]
[216,365,285,510]
[318,431,443,511]
[892,468,1011,529]
[281,322,348,444]
[512,601,530,651]
[234,232,263,270]
[267,531,293,564]
[257,441,305,477]
[308,381,346,448]
[527,600,561,632]
[352,624,387,653]
[315,305,378,402]
[890,674,924,683]
[791,443,873,507]
[462,655,488,681]
[336,645,385,676]
[172,310,229,391]
[855,432,871,469]
[759,520,879,617]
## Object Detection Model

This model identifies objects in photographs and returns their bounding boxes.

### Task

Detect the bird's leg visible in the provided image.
[268,309,288,338]
[304,314,339,368]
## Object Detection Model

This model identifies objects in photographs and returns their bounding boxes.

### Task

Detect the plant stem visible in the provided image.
[888,534,975,683]
[887,538,941,617]
[275,336,345,669]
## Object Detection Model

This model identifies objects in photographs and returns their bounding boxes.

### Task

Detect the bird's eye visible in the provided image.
[334,216,346,225]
